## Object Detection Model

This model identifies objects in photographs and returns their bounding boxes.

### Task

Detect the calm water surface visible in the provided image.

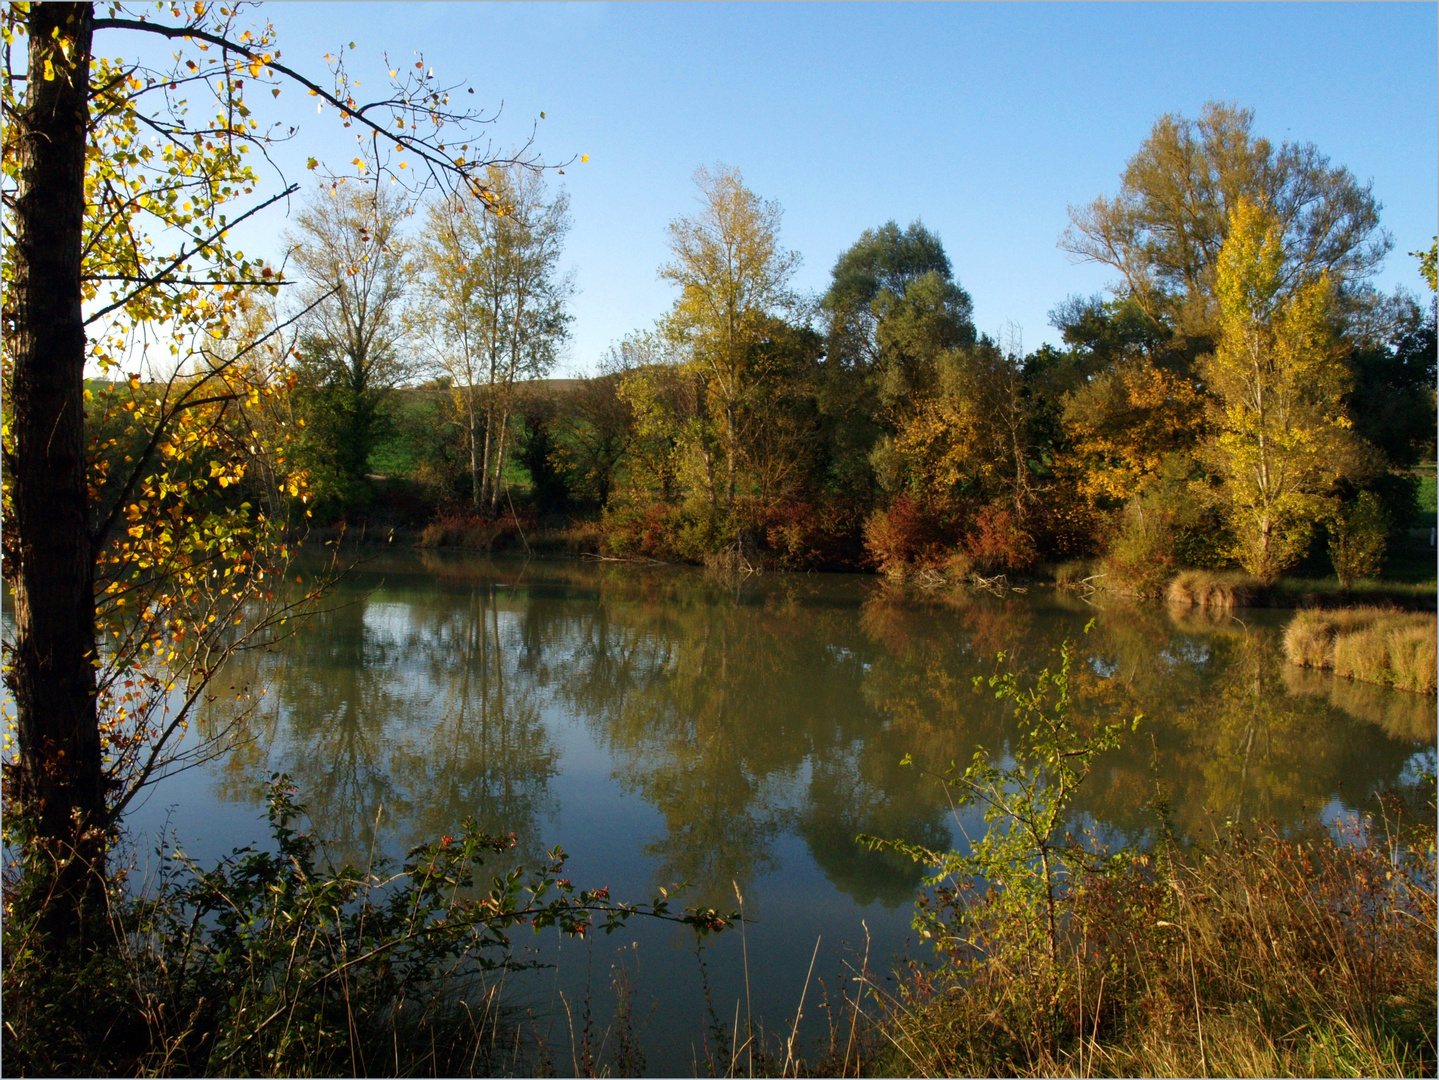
[125,551,1435,1075]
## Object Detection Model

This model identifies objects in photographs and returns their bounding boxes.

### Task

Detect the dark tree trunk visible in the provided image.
[3,2,105,939]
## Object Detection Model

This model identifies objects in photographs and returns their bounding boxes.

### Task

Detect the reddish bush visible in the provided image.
[863,495,946,573]
[762,498,867,570]
[962,503,1036,573]
[601,502,678,559]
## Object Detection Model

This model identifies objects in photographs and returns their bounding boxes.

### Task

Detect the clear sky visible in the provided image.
[197,2,1439,373]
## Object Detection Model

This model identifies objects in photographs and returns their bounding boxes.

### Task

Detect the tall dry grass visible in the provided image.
[1165,569,1259,611]
[1284,607,1437,694]
[853,820,1437,1079]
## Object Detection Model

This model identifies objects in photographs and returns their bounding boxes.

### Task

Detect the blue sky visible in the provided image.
[175,3,1439,373]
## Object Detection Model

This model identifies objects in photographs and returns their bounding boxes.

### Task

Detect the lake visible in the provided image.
[124,551,1436,1075]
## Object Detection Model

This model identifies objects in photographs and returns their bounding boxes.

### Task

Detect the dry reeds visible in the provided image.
[1165,569,1258,611]
[856,823,1437,1078]
[1284,607,1437,695]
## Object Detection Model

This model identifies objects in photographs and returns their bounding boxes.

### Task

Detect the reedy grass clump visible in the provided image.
[1284,607,1437,694]
[1166,568,1259,611]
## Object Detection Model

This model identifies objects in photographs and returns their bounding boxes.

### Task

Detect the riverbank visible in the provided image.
[305,518,1438,612]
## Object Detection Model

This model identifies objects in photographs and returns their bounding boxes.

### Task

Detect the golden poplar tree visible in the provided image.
[1202,198,1354,583]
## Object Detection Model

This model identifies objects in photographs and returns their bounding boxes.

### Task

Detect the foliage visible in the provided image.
[1062,101,1390,336]
[659,164,803,515]
[1202,198,1357,584]
[1329,489,1389,588]
[0,0,574,936]
[866,636,1140,979]
[288,182,413,510]
[854,645,1435,1079]
[863,494,946,574]
[412,166,573,515]
[963,502,1037,574]
[2,776,730,1077]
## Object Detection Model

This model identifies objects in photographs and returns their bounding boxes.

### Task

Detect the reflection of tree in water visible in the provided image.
[544,575,958,911]
[201,584,557,867]
[854,589,1431,846]
[202,556,1430,913]
[1054,608,1428,840]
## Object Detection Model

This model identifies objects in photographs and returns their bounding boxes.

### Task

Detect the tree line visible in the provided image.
[281,103,1435,593]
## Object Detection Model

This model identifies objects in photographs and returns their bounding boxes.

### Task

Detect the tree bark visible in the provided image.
[3,2,106,937]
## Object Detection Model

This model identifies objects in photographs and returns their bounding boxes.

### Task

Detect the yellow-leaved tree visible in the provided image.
[1201,198,1356,584]
[1,0,551,937]
[659,165,801,515]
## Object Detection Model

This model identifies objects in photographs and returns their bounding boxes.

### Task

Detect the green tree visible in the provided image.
[1202,198,1357,583]
[288,182,412,511]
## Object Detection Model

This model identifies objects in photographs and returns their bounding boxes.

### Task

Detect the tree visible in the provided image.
[822,219,960,371]
[1062,102,1391,337]
[416,166,572,515]
[822,222,976,506]
[660,164,801,512]
[1,0,551,936]
[1201,198,1357,584]
[289,182,412,509]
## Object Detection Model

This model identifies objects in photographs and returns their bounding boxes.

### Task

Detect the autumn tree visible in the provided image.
[1062,101,1391,339]
[415,165,572,515]
[660,165,801,514]
[289,181,412,509]
[1,0,551,936]
[1202,199,1357,583]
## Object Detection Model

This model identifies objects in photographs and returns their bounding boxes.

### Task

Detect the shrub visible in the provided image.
[1099,504,1177,597]
[1329,491,1390,588]
[600,501,679,559]
[761,498,866,570]
[962,503,1037,574]
[1,778,729,1077]
[860,647,1437,1078]
[863,495,946,574]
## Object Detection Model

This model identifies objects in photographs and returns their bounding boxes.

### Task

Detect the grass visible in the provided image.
[1283,607,1438,694]
[853,820,1437,1078]
[1166,568,1259,610]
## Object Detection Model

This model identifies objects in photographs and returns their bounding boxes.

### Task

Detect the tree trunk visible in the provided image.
[489,389,514,518]
[466,390,481,512]
[3,2,106,939]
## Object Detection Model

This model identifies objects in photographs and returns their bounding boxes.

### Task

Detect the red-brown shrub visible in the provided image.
[762,498,866,570]
[962,503,1036,573]
[863,495,946,573]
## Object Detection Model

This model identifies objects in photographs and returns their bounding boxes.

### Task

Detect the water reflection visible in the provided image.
[201,553,1432,905]
[204,579,558,865]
